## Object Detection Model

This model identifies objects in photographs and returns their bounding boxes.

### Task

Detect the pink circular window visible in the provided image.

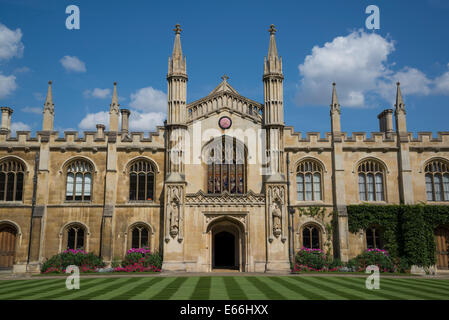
[218,116,232,129]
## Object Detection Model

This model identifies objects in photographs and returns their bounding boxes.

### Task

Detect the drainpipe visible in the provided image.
[286,152,294,268]
[27,151,39,265]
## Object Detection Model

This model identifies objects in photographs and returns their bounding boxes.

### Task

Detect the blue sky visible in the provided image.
[0,0,448,136]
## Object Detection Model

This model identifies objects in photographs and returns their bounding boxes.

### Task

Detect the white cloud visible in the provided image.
[60,55,86,73]
[78,110,165,132]
[296,30,449,107]
[434,63,449,95]
[14,66,30,74]
[296,30,395,107]
[129,111,165,131]
[0,73,17,98]
[21,106,42,114]
[129,86,166,112]
[0,23,24,61]
[11,121,30,133]
[83,88,111,99]
[78,111,109,130]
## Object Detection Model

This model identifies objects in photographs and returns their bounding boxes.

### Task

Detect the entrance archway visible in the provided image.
[435,226,449,270]
[0,224,17,269]
[207,217,245,271]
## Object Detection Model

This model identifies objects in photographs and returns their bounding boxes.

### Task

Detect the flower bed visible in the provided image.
[41,249,105,274]
[292,248,408,273]
[113,247,162,273]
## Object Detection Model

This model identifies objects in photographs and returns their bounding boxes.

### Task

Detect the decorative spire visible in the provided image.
[264,24,282,76]
[331,82,340,112]
[168,24,187,76]
[267,24,278,59]
[110,82,119,114]
[221,74,229,82]
[44,80,54,113]
[395,82,405,111]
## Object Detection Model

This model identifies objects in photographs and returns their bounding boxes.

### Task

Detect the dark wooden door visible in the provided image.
[0,225,16,269]
[435,227,449,270]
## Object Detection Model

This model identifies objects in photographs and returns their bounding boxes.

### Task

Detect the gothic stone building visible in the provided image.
[0,24,448,274]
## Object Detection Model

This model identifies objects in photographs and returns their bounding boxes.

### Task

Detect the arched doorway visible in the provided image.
[208,217,245,271]
[0,224,17,269]
[435,226,449,270]
[213,231,237,269]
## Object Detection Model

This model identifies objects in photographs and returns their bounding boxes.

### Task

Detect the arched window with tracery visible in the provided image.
[129,159,155,201]
[0,159,25,202]
[302,224,321,249]
[358,159,385,202]
[65,159,93,201]
[130,224,150,249]
[206,136,246,194]
[65,224,86,250]
[425,159,449,202]
[366,226,383,249]
[296,159,323,201]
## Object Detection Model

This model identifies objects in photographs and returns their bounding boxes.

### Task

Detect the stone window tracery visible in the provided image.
[296,160,323,201]
[0,159,25,202]
[65,159,93,201]
[425,159,449,202]
[129,159,155,201]
[358,159,385,202]
[206,136,246,194]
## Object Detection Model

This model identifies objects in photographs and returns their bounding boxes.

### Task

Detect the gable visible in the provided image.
[186,79,263,124]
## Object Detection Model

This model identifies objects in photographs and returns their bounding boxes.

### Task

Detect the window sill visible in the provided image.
[358,201,388,205]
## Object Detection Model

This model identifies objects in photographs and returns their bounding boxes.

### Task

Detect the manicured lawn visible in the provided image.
[0,276,448,300]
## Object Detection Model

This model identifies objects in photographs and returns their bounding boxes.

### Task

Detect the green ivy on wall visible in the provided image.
[347,204,449,267]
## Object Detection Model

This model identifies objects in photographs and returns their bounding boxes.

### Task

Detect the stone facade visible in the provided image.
[0,24,448,274]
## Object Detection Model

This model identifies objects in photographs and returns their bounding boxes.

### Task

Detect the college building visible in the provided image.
[0,24,448,273]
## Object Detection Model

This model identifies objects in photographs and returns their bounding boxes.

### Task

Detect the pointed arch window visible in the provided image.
[65,224,86,250]
[425,159,449,202]
[0,159,25,202]
[129,159,155,201]
[296,160,323,201]
[131,224,150,249]
[358,159,385,202]
[65,159,93,201]
[302,224,321,249]
[366,226,383,249]
[206,136,246,194]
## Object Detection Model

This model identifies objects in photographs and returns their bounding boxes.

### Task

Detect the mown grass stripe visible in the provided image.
[151,277,188,300]
[224,276,247,300]
[381,278,446,300]
[392,278,449,295]
[190,276,211,300]
[1,280,66,300]
[0,280,42,292]
[300,276,365,300]
[209,277,228,300]
[245,277,286,300]
[130,277,173,300]
[36,278,107,300]
[71,277,129,300]
[378,279,442,300]
[109,277,163,300]
[322,277,403,300]
[266,276,324,300]
[394,278,449,292]
[0,279,62,295]
[170,277,199,300]
[92,277,149,300]
[289,277,344,300]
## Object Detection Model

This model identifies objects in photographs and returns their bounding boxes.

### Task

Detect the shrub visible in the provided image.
[295,248,327,270]
[349,248,396,272]
[41,249,105,273]
[115,247,161,272]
